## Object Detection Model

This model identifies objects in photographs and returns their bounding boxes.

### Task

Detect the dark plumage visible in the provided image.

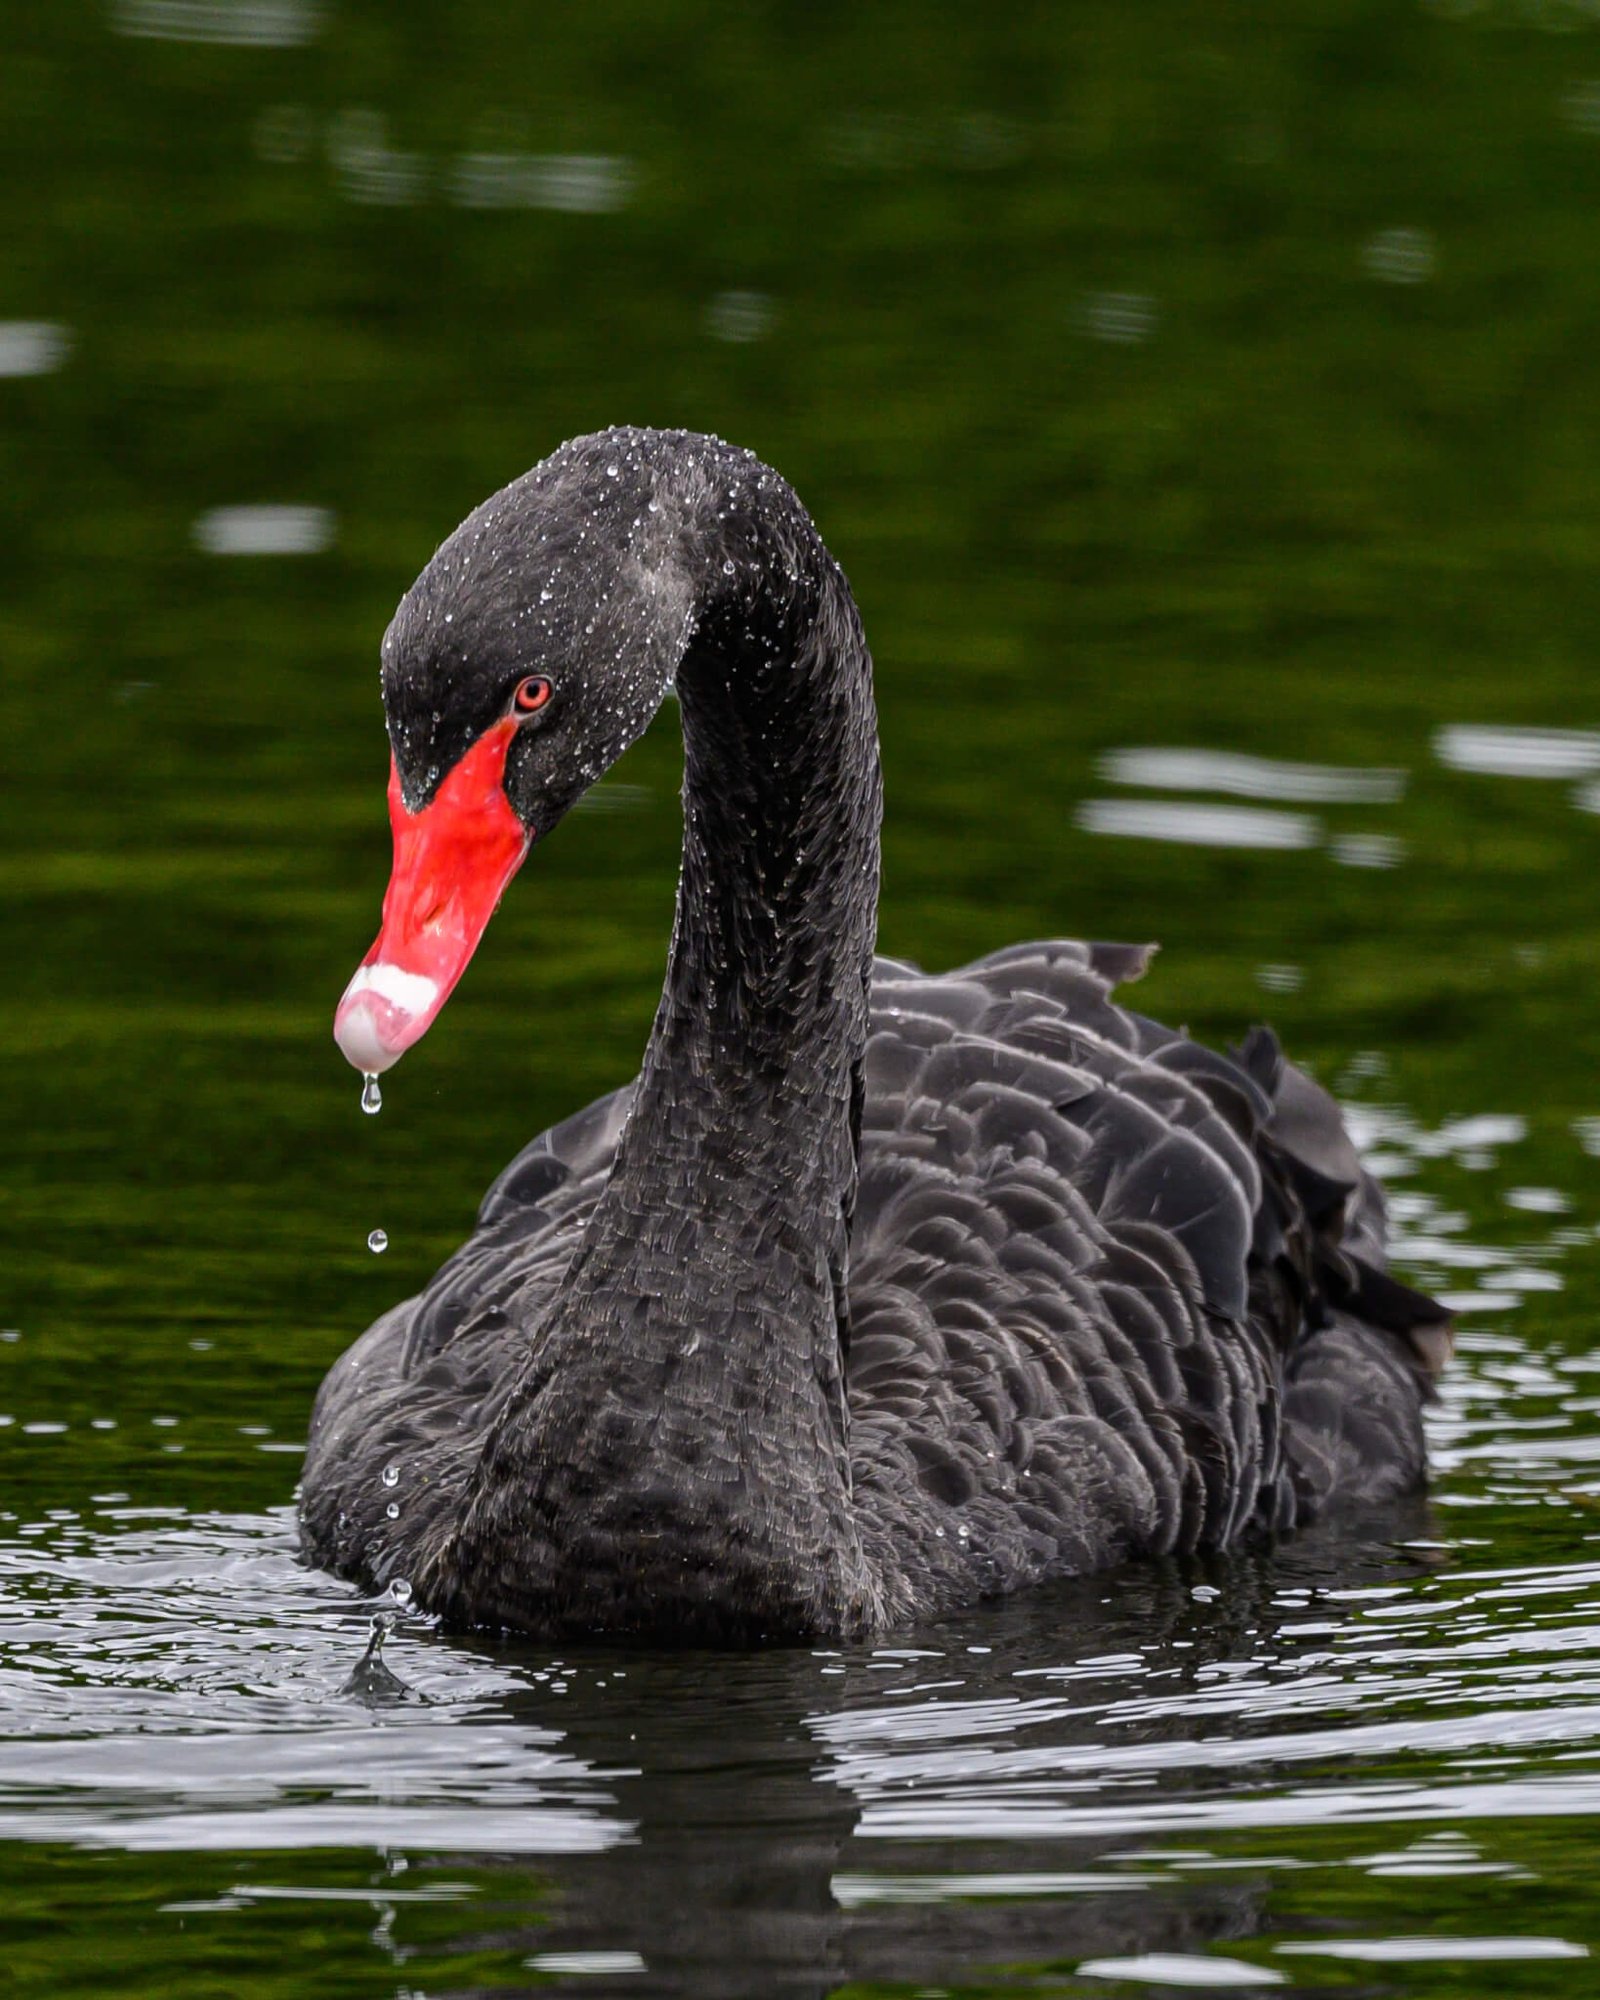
[301,427,1451,1642]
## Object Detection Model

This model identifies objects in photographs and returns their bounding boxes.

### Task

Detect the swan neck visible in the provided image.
[571,527,881,1373]
[649,560,881,1119]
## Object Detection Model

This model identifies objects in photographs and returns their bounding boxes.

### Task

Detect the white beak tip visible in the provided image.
[333,963,443,1074]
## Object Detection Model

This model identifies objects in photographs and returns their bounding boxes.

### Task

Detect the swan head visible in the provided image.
[335,429,702,1074]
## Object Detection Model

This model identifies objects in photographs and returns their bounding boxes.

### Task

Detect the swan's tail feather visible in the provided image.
[1238,1025,1454,1392]
[1341,1259,1456,1382]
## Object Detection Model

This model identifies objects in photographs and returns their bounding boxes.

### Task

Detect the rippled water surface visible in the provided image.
[9,5,1600,1995]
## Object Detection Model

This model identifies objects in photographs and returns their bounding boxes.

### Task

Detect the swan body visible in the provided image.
[301,428,1449,1642]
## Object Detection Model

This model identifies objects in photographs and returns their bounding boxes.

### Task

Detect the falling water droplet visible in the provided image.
[368,1229,388,1255]
[381,1461,400,1488]
[361,1073,382,1116]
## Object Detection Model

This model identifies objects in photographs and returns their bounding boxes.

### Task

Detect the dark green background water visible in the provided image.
[7,3,1600,1995]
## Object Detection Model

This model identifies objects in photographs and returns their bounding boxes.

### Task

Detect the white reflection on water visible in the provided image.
[1364,226,1437,284]
[1100,747,1406,804]
[1076,293,1158,345]
[1435,725,1600,778]
[289,115,635,212]
[527,1951,649,1976]
[1561,78,1600,136]
[830,1869,1160,1906]
[1347,1106,1528,1168]
[192,506,336,556]
[0,323,71,378]
[1331,831,1405,868]
[1344,1104,1553,1313]
[1278,1936,1587,1963]
[0,1509,632,1854]
[1506,1188,1571,1214]
[327,110,427,207]
[575,781,649,816]
[1075,799,1321,849]
[1078,1951,1283,1986]
[110,0,324,46]
[705,290,777,343]
[824,1707,1600,1842]
[450,154,634,213]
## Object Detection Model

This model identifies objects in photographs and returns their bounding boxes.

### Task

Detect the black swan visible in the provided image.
[302,427,1452,1642]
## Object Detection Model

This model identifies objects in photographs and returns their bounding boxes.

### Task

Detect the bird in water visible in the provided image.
[302,427,1451,1643]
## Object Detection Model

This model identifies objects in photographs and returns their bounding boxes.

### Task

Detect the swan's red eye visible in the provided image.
[513,675,553,715]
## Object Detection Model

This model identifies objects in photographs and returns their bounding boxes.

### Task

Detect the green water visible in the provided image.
[6,2,1600,1994]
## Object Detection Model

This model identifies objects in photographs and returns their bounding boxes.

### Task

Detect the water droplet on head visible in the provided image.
[361,1074,383,1116]
[381,1460,400,1488]
[722,558,736,576]
[606,462,620,478]
[385,1500,399,1519]
[389,1577,413,1609]
[368,1228,388,1255]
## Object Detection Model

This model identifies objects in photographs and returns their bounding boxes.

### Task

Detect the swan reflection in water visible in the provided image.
[0,1495,1474,1999]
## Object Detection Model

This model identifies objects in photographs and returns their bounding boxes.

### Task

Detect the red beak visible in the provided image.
[334,718,529,1073]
